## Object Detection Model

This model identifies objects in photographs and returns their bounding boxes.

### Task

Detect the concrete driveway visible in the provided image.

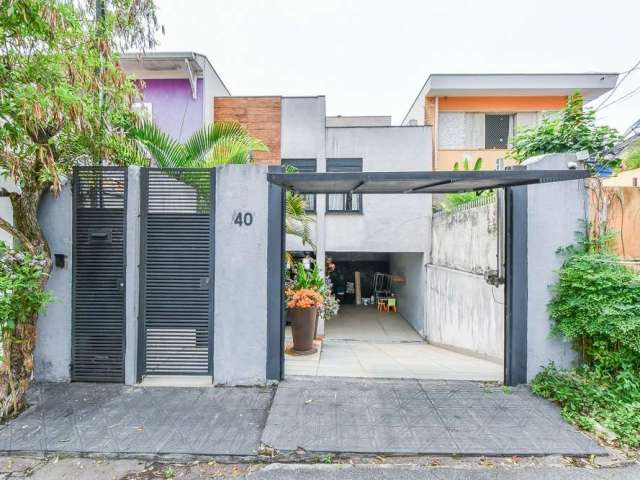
[261,377,605,456]
[286,305,502,381]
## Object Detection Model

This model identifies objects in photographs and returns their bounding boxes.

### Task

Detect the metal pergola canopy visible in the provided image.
[266,170,590,194]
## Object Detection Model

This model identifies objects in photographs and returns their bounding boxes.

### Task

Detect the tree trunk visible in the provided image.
[0,185,51,420]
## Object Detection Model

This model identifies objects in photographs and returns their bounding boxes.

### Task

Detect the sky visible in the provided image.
[151,0,640,133]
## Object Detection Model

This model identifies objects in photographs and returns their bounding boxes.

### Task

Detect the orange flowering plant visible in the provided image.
[286,288,323,309]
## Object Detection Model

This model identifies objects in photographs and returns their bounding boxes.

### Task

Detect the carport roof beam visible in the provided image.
[266,170,590,194]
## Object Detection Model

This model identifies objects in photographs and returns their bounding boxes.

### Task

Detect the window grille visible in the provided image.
[485,114,511,149]
[326,159,363,213]
[282,159,316,212]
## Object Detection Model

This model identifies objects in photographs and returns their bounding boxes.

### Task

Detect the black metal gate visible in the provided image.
[138,169,214,378]
[72,167,127,382]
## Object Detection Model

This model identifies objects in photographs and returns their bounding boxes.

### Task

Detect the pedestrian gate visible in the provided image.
[72,167,127,382]
[138,169,214,379]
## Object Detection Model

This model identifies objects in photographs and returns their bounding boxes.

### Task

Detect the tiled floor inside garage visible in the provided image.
[285,305,502,381]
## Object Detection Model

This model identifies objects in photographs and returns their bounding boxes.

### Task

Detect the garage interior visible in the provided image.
[285,251,503,381]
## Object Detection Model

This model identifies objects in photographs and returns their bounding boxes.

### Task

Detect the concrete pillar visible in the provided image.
[523,153,586,382]
[315,116,327,337]
[124,167,141,385]
[213,165,272,385]
[35,178,73,382]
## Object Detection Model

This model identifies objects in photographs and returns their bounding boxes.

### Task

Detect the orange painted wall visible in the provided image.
[437,96,567,112]
[214,96,281,165]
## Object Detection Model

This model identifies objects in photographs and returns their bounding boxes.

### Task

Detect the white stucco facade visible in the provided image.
[281,96,432,255]
[324,126,431,253]
[280,97,432,336]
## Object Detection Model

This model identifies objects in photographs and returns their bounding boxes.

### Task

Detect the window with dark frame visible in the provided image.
[282,159,317,212]
[326,158,363,213]
[485,114,511,149]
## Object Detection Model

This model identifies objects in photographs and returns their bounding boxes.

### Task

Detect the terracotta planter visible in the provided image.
[289,306,317,353]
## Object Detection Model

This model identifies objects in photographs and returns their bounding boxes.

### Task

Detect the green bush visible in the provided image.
[507,92,620,165]
[621,140,640,171]
[531,232,640,447]
[0,243,52,342]
[442,157,495,210]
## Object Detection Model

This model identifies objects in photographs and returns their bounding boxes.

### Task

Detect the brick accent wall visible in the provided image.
[424,96,436,126]
[214,97,281,165]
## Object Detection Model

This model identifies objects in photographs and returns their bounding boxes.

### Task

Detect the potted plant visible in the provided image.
[286,288,323,353]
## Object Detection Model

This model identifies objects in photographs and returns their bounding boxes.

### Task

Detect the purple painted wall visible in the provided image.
[141,78,204,141]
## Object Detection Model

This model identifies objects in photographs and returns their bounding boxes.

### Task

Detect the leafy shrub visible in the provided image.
[531,232,640,447]
[548,234,640,368]
[507,92,620,165]
[0,243,52,341]
[621,140,640,171]
[291,262,324,292]
[442,157,495,210]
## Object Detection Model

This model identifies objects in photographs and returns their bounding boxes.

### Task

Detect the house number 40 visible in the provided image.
[234,212,254,227]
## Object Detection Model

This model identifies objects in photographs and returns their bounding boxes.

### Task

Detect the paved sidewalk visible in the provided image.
[0,382,273,456]
[0,378,605,458]
[261,377,605,456]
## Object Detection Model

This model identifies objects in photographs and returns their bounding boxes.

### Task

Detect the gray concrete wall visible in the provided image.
[35,179,73,382]
[431,200,498,274]
[213,165,270,385]
[325,126,432,253]
[523,153,586,381]
[124,167,141,385]
[426,199,504,360]
[326,116,391,127]
[389,253,426,335]
[426,265,504,361]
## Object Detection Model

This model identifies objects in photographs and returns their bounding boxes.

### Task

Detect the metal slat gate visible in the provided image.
[138,169,214,378]
[72,167,127,382]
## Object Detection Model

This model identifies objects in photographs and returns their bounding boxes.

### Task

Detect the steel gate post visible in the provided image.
[504,185,528,386]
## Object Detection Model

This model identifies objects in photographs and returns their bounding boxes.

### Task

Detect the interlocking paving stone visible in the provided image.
[0,382,274,456]
[261,377,606,455]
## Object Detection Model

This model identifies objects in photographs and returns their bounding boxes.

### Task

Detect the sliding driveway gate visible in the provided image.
[138,168,215,379]
[72,167,127,382]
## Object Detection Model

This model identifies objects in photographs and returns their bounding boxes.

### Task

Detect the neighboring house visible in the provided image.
[603,168,640,187]
[120,52,230,141]
[401,73,619,170]
[215,96,431,334]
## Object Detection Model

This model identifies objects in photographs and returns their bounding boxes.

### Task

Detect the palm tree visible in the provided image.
[131,120,314,247]
[131,120,268,167]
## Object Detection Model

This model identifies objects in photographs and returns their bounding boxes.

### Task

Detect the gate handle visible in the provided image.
[199,277,210,290]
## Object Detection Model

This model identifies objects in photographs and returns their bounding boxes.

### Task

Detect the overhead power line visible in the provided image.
[595,57,640,111]
[598,85,640,112]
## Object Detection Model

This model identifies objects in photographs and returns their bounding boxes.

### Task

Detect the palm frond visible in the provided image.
[285,191,315,247]
[128,120,314,246]
[130,120,184,168]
